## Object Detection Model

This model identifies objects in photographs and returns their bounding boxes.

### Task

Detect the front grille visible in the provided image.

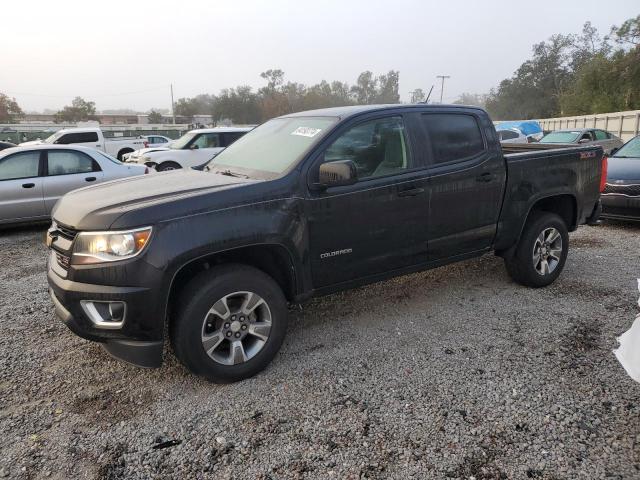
[54,223,78,241]
[56,252,71,270]
[602,183,640,197]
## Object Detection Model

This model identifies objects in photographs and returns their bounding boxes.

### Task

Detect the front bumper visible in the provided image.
[601,194,640,222]
[47,248,166,368]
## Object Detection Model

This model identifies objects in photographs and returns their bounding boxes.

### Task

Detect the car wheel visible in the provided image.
[117,149,133,160]
[157,161,181,172]
[504,211,569,288]
[170,264,288,383]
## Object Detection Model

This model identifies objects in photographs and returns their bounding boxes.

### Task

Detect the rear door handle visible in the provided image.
[85,177,96,182]
[476,172,495,182]
[22,183,35,188]
[398,187,425,197]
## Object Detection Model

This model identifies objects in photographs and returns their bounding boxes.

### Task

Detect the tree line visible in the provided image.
[484,15,640,120]
[171,69,400,124]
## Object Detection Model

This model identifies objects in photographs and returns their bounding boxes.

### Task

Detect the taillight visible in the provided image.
[599,156,608,193]
[143,141,149,148]
[144,167,149,174]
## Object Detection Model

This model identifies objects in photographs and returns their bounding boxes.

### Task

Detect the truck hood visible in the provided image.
[51,169,258,230]
[607,156,640,182]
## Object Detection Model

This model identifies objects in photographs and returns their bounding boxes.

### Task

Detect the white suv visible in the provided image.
[126,127,253,171]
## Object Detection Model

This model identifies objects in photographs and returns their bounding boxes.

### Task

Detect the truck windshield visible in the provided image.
[208,116,337,176]
[540,131,581,143]
[170,132,197,149]
[613,136,640,158]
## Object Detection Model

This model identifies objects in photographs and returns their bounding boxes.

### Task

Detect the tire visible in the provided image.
[157,161,182,172]
[170,264,288,383]
[504,211,569,288]
[117,149,133,161]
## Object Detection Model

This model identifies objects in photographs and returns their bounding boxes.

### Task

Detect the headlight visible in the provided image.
[72,227,152,264]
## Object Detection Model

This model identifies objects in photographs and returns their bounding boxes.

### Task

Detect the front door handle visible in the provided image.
[398,187,425,197]
[476,172,495,182]
[22,183,35,189]
[85,177,96,182]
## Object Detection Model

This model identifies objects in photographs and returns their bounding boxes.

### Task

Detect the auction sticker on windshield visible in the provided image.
[291,127,322,138]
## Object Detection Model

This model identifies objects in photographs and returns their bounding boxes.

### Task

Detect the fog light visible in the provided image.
[80,301,126,329]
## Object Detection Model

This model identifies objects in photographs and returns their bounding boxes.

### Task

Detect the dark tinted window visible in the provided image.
[223,132,246,147]
[499,130,519,140]
[421,114,485,164]
[324,116,411,178]
[47,150,98,175]
[594,130,608,140]
[56,132,99,144]
[0,151,40,180]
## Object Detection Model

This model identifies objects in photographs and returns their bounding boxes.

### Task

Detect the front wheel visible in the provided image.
[170,264,288,383]
[504,212,569,288]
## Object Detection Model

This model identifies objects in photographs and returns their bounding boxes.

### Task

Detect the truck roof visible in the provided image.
[190,127,255,133]
[282,104,485,119]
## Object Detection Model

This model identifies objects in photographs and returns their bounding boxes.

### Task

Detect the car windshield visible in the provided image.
[208,117,337,176]
[613,136,640,158]
[43,133,60,143]
[540,131,581,143]
[170,132,197,149]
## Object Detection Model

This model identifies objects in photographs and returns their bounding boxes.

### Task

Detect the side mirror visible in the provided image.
[609,147,619,156]
[578,138,590,144]
[190,144,199,149]
[317,160,358,188]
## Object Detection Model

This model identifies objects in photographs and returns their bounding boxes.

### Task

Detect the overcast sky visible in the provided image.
[3,0,638,112]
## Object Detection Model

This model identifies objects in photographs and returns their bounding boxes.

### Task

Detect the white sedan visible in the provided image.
[0,144,149,226]
[125,127,253,172]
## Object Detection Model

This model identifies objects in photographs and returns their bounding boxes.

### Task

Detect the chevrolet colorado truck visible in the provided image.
[46,105,605,383]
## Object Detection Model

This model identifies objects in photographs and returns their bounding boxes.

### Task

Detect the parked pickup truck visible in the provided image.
[46,105,605,383]
[20,127,148,160]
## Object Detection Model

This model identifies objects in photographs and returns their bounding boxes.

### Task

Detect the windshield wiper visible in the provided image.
[215,169,249,179]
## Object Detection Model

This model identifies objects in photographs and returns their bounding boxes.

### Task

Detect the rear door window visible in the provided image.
[0,151,41,180]
[594,130,608,140]
[420,114,485,164]
[47,150,99,175]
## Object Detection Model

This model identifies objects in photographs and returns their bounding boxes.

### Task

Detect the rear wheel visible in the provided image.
[170,264,288,383]
[157,161,181,172]
[504,212,569,288]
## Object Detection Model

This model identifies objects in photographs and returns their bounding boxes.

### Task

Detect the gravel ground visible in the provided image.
[0,222,639,480]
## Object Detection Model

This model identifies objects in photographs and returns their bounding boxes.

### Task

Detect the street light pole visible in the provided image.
[436,75,450,104]
[170,83,176,125]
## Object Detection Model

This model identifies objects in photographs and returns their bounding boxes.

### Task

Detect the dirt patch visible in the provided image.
[571,236,610,248]
[69,387,155,424]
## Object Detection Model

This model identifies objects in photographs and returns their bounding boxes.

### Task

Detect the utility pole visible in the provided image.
[170,83,176,124]
[436,75,450,104]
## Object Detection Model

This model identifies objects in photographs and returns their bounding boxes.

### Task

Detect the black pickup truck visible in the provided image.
[46,105,605,382]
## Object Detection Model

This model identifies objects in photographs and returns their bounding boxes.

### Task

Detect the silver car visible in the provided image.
[0,145,149,226]
[539,128,624,154]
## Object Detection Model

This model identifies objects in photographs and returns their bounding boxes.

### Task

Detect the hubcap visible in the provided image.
[201,291,272,365]
[532,227,563,276]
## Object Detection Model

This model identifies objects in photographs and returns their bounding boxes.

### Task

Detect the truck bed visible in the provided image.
[500,142,577,154]
[494,145,604,251]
